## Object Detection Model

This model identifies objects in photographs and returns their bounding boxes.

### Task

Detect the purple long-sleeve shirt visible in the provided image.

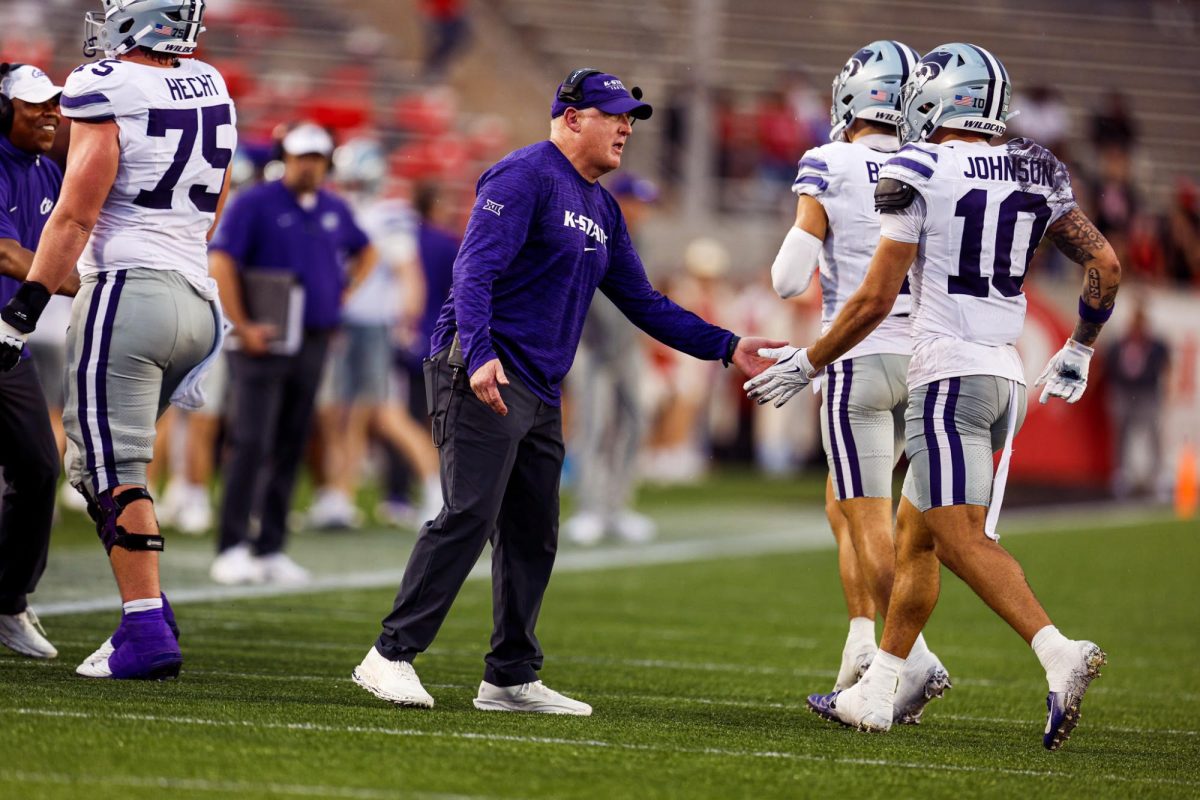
[430,141,733,405]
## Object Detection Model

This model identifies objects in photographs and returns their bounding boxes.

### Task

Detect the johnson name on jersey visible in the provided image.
[59,57,237,285]
[793,133,912,362]
[877,137,1076,388]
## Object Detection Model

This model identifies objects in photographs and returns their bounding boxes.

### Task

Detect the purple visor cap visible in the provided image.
[550,72,652,120]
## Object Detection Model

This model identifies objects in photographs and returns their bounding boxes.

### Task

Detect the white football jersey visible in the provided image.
[878,138,1077,388]
[60,57,237,286]
[343,197,418,326]
[793,133,911,362]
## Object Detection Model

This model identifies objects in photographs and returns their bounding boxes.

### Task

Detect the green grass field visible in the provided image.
[2,476,1198,799]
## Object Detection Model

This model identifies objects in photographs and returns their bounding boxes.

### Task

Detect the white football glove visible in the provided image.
[743,346,818,408]
[1036,339,1094,405]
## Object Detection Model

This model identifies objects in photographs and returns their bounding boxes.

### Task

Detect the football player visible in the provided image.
[767,41,950,724]
[748,43,1119,750]
[0,0,235,680]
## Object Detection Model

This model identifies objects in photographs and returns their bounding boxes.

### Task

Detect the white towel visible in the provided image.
[170,275,231,411]
[984,380,1020,541]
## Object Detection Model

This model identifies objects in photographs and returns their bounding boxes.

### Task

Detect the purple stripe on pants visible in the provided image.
[826,363,845,498]
[76,272,107,494]
[943,377,966,505]
[93,270,126,493]
[837,359,864,497]
[922,380,942,507]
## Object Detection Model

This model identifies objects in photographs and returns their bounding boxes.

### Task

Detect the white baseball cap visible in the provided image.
[0,65,63,105]
[281,123,334,157]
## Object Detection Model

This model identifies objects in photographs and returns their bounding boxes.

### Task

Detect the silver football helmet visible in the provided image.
[898,43,1011,144]
[333,138,389,195]
[829,40,921,143]
[84,0,206,59]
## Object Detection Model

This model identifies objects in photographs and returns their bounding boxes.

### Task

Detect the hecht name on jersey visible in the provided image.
[563,210,608,246]
[165,74,221,101]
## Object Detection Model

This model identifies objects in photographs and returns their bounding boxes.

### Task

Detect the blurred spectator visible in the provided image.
[1108,298,1172,500]
[642,238,735,482]
[419,0,471,81]
[564,173,660,546]
[209,124,375,585]
[1164,179,1200,285]
[757,90,809,186]
[1010,85,1070,155]
[1089,91,1138,154]
[379,181,459,524]
[308,139,441,530]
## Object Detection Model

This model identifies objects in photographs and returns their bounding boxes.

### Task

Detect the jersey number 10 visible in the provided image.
[133,104,232,213]
[949,188,1051,298]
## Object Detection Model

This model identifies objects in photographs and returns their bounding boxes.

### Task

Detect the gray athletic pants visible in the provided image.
[376,349,564,687]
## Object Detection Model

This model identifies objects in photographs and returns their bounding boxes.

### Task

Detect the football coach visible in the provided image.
[352,68,785,714]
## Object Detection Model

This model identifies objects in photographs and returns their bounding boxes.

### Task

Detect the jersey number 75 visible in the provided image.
[133,104,232,213]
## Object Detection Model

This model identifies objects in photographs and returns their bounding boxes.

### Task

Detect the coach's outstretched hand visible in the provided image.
[731,336,790,378]
[471,358,510,416]
[744,345,819,408]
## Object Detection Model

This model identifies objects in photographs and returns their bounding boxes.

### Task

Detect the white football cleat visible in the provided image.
[0,610,57,659]
[833,642,877,692]
[256,552,311,585]
[174,485,213,534]
[209,544,265,585]
[352,647,434,708]
[893,651,952,724]
[473,680,592,715]
[807,676,893,732]
[76,637,115,678]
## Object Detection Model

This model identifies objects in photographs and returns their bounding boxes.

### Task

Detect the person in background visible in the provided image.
[1108,297,1171,500]
[564,172,659,546]
[0,61,64,659]
[210,123,375,585]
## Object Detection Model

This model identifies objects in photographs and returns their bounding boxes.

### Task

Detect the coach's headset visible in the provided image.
[0,62,24,136]
[557,67,644,108]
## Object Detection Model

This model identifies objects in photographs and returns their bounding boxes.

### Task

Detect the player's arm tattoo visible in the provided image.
[1049,208,1121,347]
[1047,207,1108,266]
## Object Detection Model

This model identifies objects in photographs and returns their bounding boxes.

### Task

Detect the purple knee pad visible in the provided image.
[87,487,165,555]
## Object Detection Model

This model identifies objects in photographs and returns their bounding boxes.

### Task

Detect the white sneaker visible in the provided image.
[613,510,656,543]
[351,647,434,708]
[174,485,212,534]
[256,552,311,585]
[157,480,186,528]
[209,544,265,585]
[76,637,114,677]
[307,489,360,530]
[564,512,605,547]
[473,680,592,715]
[833,642,877,692]
[0,610,57,658]
[893,651,952,724]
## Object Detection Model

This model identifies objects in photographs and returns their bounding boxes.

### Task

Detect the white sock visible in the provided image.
[1032,625,1076,691]
[123,597,164,615]
[861,649,904,696]
[908,632,931,661]
[846,616,876,648]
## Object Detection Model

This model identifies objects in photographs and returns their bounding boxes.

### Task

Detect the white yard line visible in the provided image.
[30,530,830,618]
[0,770,493,800]
[6,707,1197,788]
